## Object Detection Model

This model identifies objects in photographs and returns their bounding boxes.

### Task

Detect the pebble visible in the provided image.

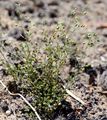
[48,1,59,6]
[6,110,11,116]
[1,101,8,112]
[6,3,20,19]
[49,8,58,18]
[33,0,44,8]
[8,28,27,41]
[98,70,107,90]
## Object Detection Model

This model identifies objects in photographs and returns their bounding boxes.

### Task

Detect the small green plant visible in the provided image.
[1,23,72,118]
[1,20,98,119]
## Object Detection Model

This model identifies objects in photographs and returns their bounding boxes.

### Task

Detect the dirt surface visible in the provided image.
[0,0,107,120]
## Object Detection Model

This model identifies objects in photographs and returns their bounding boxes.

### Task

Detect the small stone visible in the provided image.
[49,8,58,18]
[0,66,7,76]
[9,28,27,41]
[33,0,44,8]
[101,117,107,120]
[1,101,8,112]
[98,70,107,90]
[20,6,34,14]
[6,110,11,116]
[6,3,20,19]
[26,97,32,103]
[37,10,45,18]
[48,1,59,6]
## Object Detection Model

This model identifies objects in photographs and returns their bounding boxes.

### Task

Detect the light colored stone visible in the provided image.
[6,110,11,116]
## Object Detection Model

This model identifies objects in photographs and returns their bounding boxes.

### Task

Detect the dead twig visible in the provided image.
[63,85,86,106]
[0,80,42,120]
[97,90,107,95]
[97,23,107,29]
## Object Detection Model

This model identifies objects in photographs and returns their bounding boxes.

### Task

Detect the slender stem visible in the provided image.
[0,80,42,120]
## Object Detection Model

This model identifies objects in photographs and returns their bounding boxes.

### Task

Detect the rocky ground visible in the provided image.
[0,0,107,120]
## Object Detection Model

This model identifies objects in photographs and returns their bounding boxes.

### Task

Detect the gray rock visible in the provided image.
[1,101,8,112]
[8,28,27,41]
[97,70,107,90]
